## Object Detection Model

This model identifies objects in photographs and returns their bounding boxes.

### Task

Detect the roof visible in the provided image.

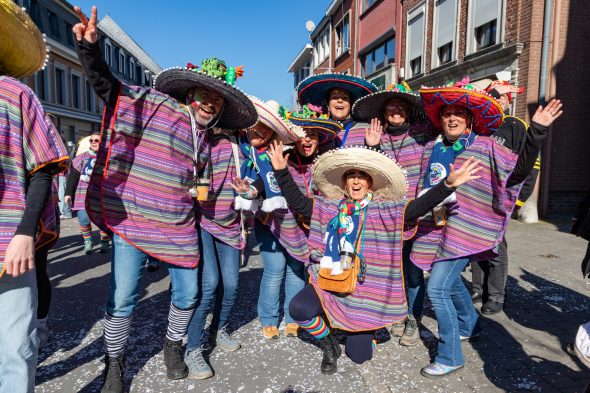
[98,15,162,74]
[288,44,313,73]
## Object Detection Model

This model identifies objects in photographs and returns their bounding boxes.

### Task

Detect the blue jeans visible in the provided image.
[255,222,305,326]
[0,270,38,393]
[404,241,425,319]
[106,235,198,317]
[427,257,480,367]
[58,175,72,218]
[186,228,240,350]
[77,208,91,227]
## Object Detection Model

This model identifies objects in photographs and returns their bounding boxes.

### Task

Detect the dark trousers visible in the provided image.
[471,237,508,303]
[35,246,51,319]
[289,285,375,364]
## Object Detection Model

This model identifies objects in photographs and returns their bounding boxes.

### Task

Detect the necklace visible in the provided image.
[295,153,314,197]
[386,129,410,162]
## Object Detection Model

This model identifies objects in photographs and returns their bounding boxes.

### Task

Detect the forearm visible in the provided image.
[76,38,120,108]
[274,168,313,221]
[405,181,455,222]
[15,170,53,237]
[65,167,81,197]
[507,121,547,187]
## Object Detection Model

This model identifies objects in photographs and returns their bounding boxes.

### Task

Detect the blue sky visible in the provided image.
[73,0,331,108]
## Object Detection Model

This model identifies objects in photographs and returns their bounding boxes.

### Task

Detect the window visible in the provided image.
[433,0,457,67]
[363,0,378,11]
[135,64,141,84]
[335,15,350,57]
[370,75,386,91]
[470,0,502,53]
[48,10,61,39]
[30,0,42,28]
[118,51,126,75]
[55,68,66,105]
[71,74,81,109]
[476,20,497,50]
[65,22,74,47]
[104,42,112,67]
[35,69,47,101]
[361,37,395,77]
[85,80,94,112]
[407,5,425,77]
[129,58,136,82]
[313,26,330,67]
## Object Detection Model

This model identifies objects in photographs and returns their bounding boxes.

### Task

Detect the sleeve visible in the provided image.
[14,168,53,237]
[405,181,456,221]
[76,38,121,108]
[507,121,548,187]
[275,167,313,222]
[515,155,540,205]
[65,164,81,197]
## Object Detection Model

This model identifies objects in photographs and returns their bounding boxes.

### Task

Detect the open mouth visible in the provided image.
[351,186,361,192]
[199,106,214,116]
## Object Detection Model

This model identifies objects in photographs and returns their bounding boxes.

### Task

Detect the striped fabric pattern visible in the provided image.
[36,179,61,251]
[410,136,519,271]
[197,131,244,249]
[0,77,68,267]
[298,315,329,339]
[307,196,409,332]
[86,85,201,267]
[254,159,315,263]
[71,151,94,211]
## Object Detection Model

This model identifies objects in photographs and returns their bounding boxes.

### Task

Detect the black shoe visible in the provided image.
[163,337,189,380]
[481,300,503,315]
[317,332,342,375]
[471,291,483,304]
[101,354,125,393]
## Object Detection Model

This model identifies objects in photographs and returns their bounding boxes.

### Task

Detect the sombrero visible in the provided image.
[0,0,47,78]
[420,79,504,135]
[297,73,378,107]
[312,146,408,201]
[485,80,525,102]
[248,97,304,143]
[352,81,427,123]
[154,58,257,130]
[287,104,342,145]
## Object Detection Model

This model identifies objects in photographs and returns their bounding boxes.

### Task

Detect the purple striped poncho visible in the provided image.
[0,77,68,265]
[307,196,410,331]
[410,136,519,271]
[87,84,203,267]
[71,150,94,211]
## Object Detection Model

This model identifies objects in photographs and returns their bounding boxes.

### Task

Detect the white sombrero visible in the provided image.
[312,146,408,201]
[249,97,304,143]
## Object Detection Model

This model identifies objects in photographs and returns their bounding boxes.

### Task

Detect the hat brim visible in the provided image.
[312,147,408,201]
[288,117,342,145]
[297,73,377,107]
[352,91,427,123]
[419,87,504,135]
[250,97,304,143]
[0,0,46,78]
[154,68,257,130]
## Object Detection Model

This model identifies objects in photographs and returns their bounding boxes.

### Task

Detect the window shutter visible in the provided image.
[435,0,457,47]
[408,11,425,61]
[474,0,500,27]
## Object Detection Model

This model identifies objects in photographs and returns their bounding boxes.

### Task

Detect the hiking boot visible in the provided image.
[481,300,503,315]
[99,240,110,253]
[84,239,93,254]
[209,327,241,352]
[317,332,341,375]
[262,326,279,339]
[284,323,299,338]
[163,337,188,380]
[185,347,214,380]
[390,321,405,337]
[399,316,420,346]
[420,362,463,378]
[100,354,125,393]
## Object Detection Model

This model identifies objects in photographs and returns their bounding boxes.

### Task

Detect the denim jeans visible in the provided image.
[58,175,72,218]
[255,222,305,326]
[106,235,198,317]
[404,241,425,320]
[186,228,240,350]
[0,270,38,393]
[77,208,91,227]
[427,257,480,367]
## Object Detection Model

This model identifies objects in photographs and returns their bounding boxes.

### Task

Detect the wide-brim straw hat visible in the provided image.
[0,0,47,78]
[297,73,378,107]
[352,90,426,124]
[420,84,504,135]
[287,116,342,145]
[154,67,257,130]
[312,146,408,201]
[249,97,304,143]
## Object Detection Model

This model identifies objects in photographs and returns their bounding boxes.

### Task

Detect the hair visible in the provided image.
[341,169,373,188]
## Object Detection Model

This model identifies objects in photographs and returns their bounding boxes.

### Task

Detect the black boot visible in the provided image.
[163,337,189,380]
[317,332,341,375]
[100,354,124,393]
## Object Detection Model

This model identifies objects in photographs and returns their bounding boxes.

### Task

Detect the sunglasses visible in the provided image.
[90,139,100,143]
[440,109,470,118]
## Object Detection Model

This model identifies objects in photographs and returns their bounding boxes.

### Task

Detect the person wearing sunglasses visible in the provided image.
[65,133,110,254]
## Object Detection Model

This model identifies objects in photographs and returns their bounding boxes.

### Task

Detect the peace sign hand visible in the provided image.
[73,5,98,44]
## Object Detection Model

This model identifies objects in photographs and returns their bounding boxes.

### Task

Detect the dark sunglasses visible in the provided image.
[90,139,100,143]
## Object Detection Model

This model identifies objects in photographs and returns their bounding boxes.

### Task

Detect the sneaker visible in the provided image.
[210,327,241,352]
[84,239,93,254]
[262,326,279,339]
[471,291,483,304]
[481,300,503,315]
[460,332,481,341]
[284,323,299,338]
[420,362,463,378]
[162,337,188,380]
[390,321,405,337]
[185,348,214,380]
[99,240,110,254]
[399,316,420,346]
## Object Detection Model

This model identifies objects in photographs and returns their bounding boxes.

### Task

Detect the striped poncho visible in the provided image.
[410,136,519,271]
[307,196,410,331]
[87,84,205,267]
[71,150,95,211]
[0,77,68,265]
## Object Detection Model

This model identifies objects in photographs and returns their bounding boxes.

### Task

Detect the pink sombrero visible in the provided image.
[248,97,304,143]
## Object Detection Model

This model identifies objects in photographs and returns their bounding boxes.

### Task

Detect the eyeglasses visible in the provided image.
[90,139,100,143]
[440,109,470,118]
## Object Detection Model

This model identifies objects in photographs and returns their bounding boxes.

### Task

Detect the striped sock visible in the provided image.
[100,231,110,241]
[372,339,377,351]
[80,224,92,240]
[298,316,329,340]
[165,303,194,342]
[103,313,133,357]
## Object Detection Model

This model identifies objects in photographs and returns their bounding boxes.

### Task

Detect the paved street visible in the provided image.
[35,217,590,393]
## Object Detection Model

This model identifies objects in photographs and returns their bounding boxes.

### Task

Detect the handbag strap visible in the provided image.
[229,135,247,243]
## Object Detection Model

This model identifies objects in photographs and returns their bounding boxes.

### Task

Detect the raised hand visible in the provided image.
[531,99,563,127]
[365,118,383,147]
[445,157,482,188]
[73,5,98,44]
[229,176,252,194]
[4,234,35,277]
[493,84,522,96]
[267,140,289,170]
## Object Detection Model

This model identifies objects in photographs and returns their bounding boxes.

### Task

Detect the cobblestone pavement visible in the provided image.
[34,217,590,393]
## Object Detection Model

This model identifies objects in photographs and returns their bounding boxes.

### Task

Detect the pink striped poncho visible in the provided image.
[71,150,95,211]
